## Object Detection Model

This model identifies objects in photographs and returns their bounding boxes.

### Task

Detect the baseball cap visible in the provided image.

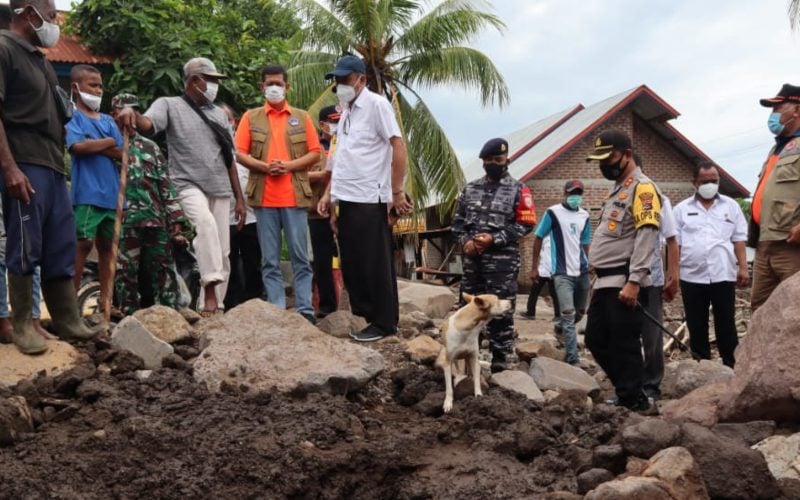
[759,83,800,107]
[183,57,227,80]
[325,55,366,79]
[479,138,508,159]
[111,93,139,109]
[564,179,584,193]
[318,105,341,123]
[586,129,632,161]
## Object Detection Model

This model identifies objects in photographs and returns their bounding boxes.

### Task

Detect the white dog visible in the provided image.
[436,293,512,413]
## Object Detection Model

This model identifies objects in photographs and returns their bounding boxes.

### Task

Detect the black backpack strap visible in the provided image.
[180,93,234,169]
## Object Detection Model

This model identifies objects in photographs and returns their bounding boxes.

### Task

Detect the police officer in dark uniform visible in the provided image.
[452,138,536,372]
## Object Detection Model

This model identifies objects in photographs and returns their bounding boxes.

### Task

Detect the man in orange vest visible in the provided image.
[750,84,800,310]
[234,64,322,323]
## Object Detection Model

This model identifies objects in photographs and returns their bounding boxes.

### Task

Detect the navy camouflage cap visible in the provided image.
[479,138,508,159]
[111,93,140,109]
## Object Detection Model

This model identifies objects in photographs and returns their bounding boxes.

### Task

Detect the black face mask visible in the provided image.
[484,162,507,180]
[600,155,626,181]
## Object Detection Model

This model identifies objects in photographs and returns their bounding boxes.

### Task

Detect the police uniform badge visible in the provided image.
[288,117,300,127]
[624,177,634,188]
[608,220,618,231]
[619,192,628,201]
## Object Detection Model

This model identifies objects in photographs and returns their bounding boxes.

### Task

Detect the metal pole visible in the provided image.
[636,300,701,361]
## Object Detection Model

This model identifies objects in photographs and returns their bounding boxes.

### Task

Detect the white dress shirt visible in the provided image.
[673,193,748,284]
[650,195,678,287]
[327,89,402,203]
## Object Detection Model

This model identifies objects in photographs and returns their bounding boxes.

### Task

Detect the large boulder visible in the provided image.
[622,419,681,459]
[529,357,600,397]
[132,305,193,343]
[679,422,780,499]
[111,316,175,370]
[584,476,673,499]
[0,341,87,387]
[490,370,545,403]
[661,381,729,427]
[752,433,800,481]
[193,300,384,395]
[661,359,734,399]
[397,280,456,319]
[718,272,800,422]
[642,447,709,500]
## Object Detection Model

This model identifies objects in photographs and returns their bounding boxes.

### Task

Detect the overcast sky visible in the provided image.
[54,0,799,194]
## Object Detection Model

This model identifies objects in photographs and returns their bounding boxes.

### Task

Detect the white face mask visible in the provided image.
[19,6,60,48]
[328,122,338,135]
[201,81,219,103]
[264,85,285,104]
[79,91,102,112]
[336,84,356,104]
[697,182,719,200]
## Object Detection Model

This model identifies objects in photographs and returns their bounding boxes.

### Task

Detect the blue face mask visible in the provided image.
[566,194,583,209]
[768,112,785,136]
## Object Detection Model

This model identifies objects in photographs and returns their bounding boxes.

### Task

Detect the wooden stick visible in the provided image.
[663,321,687,352]
[104,131,130,324]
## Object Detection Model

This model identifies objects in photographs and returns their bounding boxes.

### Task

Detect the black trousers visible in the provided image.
[525,277,560,318]
[337,200,398,332]
[224,223,263,310]
[585,287,649,406]
[308,217,337,315]
[641,286,664,397]
[680,280,738,367]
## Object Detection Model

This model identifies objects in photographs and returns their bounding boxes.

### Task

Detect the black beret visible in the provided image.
[479,138,508,159]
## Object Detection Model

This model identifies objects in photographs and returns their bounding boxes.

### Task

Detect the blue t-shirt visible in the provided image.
[66,109,123,209]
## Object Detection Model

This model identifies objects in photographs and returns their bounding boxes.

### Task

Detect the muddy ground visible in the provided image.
[0,327,635,500]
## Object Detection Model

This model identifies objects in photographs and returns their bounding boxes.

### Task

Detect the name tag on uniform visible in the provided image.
[687,212,699,216]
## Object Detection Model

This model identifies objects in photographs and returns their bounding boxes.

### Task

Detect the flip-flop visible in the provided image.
[200,309,216,319]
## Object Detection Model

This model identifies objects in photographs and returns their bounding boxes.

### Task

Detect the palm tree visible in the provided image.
[289,0,509,211]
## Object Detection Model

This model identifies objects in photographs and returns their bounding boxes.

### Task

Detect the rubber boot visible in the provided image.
[8,274,47,354]
[41,277,101,340]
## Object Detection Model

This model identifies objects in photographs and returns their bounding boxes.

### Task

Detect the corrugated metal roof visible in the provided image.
[512,87,643,181]
[455,85,749,198]
[461,104,582,183]
[40,12,113,65]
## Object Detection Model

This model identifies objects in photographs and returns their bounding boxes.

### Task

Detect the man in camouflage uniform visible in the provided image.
[585,129,662,412]
[452,138,537,372]
[110,94,188,315]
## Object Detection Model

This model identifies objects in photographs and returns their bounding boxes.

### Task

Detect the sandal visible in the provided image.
[200,309,216,319]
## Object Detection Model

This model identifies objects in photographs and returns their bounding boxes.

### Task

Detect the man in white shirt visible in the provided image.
[674,163,749,367]
[530,180,592,365]
[318,55,412,342]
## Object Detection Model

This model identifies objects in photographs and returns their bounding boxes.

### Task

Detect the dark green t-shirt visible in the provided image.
[0,30,65,173]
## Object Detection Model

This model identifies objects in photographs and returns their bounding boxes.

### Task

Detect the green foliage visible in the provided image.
[290,0,509,211]
[67,0,300,112]
[736,197,751,222]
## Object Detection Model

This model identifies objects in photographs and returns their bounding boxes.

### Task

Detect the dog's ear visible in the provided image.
[472,296,486,309]
[462,292,474,303]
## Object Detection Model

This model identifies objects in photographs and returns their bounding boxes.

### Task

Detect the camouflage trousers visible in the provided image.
[115,226,178,315]
[460,249,520,356]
